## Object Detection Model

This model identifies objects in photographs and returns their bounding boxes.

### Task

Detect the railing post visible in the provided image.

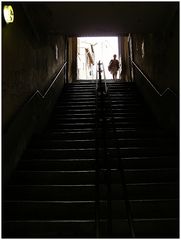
[98,60,102,83]
[97,61,102,96]
[97,60,108,96]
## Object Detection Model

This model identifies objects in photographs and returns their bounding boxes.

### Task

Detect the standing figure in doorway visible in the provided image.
[108,54,120,80]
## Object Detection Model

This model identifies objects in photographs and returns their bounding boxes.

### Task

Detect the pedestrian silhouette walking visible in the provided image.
[108,54,120,80]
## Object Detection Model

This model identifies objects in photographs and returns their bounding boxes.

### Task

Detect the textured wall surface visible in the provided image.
[2,3,67,183]
[131,10,179,133]
[132,10,179,95]
[2,4,66,130]
[120,36,131,81]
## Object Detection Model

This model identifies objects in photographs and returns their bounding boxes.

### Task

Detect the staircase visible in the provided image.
[3,81,179,238]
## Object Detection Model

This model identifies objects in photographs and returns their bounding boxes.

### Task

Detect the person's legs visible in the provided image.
[113,71,117,80]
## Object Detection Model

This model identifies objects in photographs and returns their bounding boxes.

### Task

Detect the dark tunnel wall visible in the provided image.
[131,8,179,134]
[2,3,67,184]
[2,3,66,130]
[132,18,179,94]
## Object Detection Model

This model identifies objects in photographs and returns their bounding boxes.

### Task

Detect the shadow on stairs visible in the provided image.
[2,81,179,238]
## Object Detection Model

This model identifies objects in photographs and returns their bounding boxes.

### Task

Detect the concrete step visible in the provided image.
[130,199,179,219]
[10,170,96,185]
[4,184,98,201]
[41,130,96,140]
[122,156,179,169]
[3,199,128,220]
[127,182,178,200]
[18,159,96,171]
[24,146,176,160]
[133,218,179,238]
[2,220,96,238]
[30,137,175,149]
[10,168,178,185]
[6,182,178,202]
[31,139,96,148]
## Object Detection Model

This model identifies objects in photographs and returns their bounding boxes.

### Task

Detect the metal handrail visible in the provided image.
[131,60,177,97]
[95,61,99,91]
[95,62,136,236]
[102,62,108,93]
[96,61,107,94]
[27,61,67,103]
[95,60,111,236]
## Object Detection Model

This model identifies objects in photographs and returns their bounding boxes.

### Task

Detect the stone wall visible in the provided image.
[2,3,67,184]
[131,9,179,133]
[2,3,66,130]
[132,9,179,95]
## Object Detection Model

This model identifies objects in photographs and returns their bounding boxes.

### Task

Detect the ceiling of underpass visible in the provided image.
[22,2,178,36]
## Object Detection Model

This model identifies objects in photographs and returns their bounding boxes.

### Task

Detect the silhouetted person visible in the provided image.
[108,54,120,80]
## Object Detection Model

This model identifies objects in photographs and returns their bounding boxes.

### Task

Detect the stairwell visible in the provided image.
[2,81,179,238]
